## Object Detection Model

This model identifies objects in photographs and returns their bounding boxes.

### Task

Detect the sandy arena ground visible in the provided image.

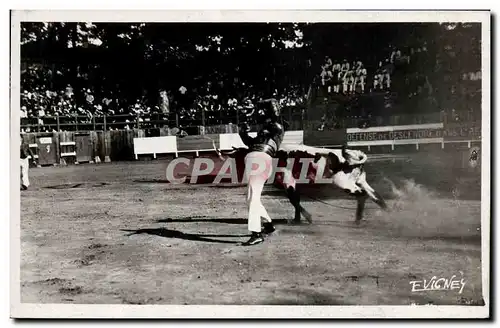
[19,152,484,306]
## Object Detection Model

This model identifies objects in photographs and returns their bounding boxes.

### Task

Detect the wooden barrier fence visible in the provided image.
[20,121,481,166]
[22,129,146,164]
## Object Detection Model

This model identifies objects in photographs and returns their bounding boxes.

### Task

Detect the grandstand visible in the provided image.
[20,22,481,135]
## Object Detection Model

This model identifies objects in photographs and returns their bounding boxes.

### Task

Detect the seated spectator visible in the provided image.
[325,70,333,93]
[382,59,392,90]
[332,68,341,93]
[227,97,238,109]
[324,56,333,69]
[347,70,355,94]
[332,62,341,74]
[342,70,354,95]
[85,89,94,105]
[320,66,328,86]
[390,48,402,64]
[341,59,349,73]
[355,62,367,93]
[336,71,347,93]
[38,106,45,117]
[65,84,74,98]
[374,62,385,91]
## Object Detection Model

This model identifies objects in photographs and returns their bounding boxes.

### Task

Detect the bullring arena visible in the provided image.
[16,18,487,310]
[20,139,483,306]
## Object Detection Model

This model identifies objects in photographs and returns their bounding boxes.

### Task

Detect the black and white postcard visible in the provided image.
[10,9,491,319]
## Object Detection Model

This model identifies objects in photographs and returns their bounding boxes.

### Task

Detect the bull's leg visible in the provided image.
[286,186,301,223]
[282,168,312,224]
[355,192,369,223]
[355,171,388,210]
[285,186,312,224]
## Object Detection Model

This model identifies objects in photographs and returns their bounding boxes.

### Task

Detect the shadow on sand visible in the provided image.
[133,175,244,185]
[121,227,250,244]
[156,216,291,225]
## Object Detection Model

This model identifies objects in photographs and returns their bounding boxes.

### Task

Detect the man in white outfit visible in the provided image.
[238,99,285,246]
[20,135,36,190]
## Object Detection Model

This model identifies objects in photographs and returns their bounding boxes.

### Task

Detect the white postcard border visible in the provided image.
[9,9,491,319]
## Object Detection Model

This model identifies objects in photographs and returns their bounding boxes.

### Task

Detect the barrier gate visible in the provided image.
[36,135,58,166]
[75,133,93,163]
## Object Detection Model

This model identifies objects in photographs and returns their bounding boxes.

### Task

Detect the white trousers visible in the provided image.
[244,152,273,232]
[20,157,30,187]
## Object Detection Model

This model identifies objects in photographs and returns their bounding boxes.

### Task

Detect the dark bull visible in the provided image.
[215,144,388,224]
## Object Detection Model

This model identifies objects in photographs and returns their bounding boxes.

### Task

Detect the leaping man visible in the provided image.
[238,98,285,246]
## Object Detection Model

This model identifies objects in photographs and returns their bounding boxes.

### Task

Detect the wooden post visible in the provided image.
[201,107,206,127]
[103,115,107,131]
[56,114,60,131]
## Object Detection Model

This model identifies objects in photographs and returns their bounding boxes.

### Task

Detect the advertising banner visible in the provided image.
[346,123,444,147]
[442,122,481,141]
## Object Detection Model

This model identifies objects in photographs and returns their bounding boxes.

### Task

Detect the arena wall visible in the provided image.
[20,121,481,171]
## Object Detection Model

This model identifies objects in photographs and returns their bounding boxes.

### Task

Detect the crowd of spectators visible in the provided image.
[21,37,480,133]
[20,65,307,132]
[21,66,158,132]
[318,46,404,96]
[313,39,481,130]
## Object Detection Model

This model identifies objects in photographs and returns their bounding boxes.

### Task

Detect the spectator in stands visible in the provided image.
[159,90,170,114]
[228,96,238,110]
[384,70,391,90]
[390,46,401,64]
[320,66,328,86]
[335,70,343,94]
[177,85,189,113]
[355,62,367,93]
[341,59,349,73]
[21,106,28,119]
[324,56,333,69]
[382,59,393,90]
[332,62,341,75]
[374,62,384,91]
[85,89,94,105]
[331,65,340,93]
[320,66,333,95]
[179,85,188,95]
[65,84,74,98]
[170,126,188,138]
[348,68,356,94]
[37,106,45,126]
[342,69,353,95]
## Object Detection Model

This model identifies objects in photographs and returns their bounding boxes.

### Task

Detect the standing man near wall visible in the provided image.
[238,99,285,246]
[20,135,36,190]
